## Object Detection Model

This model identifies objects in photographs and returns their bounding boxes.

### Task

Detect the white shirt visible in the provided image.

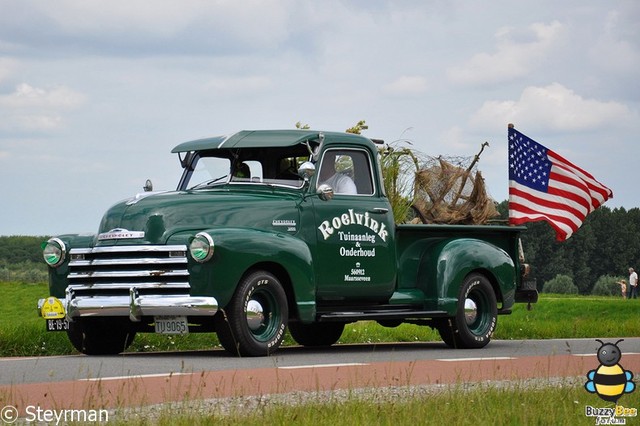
[630,271,638,287]
[322,173,357,194]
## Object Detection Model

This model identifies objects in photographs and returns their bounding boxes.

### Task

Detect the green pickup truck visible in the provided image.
[39,129,537,357]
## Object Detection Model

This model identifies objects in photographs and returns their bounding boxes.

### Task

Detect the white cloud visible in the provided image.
[469,83,634,133]
[589,9,640,75]
[0,114,63,133]
[382,76,428,97]
[0,83,86,109]
[448,21,564,86]
[0,83,86,132]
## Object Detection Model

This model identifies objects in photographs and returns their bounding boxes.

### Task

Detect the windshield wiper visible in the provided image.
[189,175,228,189]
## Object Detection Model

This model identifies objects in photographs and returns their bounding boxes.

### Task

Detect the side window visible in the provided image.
[232,160,262,182]
[318,149,374,195]
[276,156,308,180]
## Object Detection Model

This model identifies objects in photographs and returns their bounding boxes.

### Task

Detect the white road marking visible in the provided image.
[437,357,516,362]
[0,355,83,361]
[278,363,368,369]
[79,372,192,381]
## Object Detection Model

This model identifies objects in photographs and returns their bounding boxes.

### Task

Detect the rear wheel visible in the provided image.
[289,322,344,347]
[438,273,497,349]
[67,317,136,355]
[215,270,288,357]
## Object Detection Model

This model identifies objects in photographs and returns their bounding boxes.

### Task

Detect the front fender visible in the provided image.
[420,238,516,315]
[174,228,315,321]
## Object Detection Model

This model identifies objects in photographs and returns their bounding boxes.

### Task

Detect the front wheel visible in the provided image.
[215,270,288,357]
[438,273,497,349]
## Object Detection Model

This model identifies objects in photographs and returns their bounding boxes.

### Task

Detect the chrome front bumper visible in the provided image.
[39,287,218,322]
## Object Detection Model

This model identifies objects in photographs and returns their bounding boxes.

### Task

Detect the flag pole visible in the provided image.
[507,123,514,226]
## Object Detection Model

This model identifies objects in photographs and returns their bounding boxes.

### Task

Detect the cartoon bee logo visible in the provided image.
[585,339,635,403]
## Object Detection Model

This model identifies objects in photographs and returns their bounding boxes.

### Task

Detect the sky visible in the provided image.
[0,0,638,236]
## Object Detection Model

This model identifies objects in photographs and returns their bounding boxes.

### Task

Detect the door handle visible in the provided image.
[370,207,389,214]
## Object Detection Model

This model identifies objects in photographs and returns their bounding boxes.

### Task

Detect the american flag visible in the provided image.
[508,126,613,241]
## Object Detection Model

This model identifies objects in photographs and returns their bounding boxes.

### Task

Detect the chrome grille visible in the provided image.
[67,245,190,295]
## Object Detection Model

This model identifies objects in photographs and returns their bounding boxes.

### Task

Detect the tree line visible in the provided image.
[0,235,48,264]
[496,203,640,294]
[0,235,50,283]
[2,204,640,293]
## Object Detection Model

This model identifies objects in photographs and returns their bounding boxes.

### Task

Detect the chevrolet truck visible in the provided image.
[39,129,537,357]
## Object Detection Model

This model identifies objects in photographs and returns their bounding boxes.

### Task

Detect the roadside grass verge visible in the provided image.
[1,282,638,357]
[110,380,602,425]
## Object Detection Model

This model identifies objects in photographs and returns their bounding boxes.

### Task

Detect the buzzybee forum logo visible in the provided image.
[584,339,637,424]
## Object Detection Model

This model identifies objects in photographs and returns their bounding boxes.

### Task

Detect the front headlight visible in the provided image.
[42,238,66,267]
[189,232,215,263]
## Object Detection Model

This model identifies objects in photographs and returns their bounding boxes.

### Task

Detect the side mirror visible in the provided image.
[317,184,334,201]
[143,179,153,192]
[298,161,316,180]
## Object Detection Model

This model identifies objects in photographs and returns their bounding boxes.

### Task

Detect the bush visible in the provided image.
[0,261,48,283]
[542,274,579,294]
[592,275,625,297]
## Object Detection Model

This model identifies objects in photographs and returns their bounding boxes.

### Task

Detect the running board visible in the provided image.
[318,309,448,322]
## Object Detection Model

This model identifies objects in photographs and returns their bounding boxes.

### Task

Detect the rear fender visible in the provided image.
[417,238,516,315]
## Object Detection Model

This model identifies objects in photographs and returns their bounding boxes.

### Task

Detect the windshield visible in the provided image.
[188,157,229,189]
[181,149,310,190]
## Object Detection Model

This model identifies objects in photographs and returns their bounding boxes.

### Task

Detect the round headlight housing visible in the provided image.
[42,238,66,267]
[189,232,215,263]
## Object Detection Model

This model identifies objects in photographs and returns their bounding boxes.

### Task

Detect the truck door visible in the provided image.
[312,148,397,303]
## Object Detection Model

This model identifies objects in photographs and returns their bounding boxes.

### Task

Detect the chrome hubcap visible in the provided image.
[464,298,478,325]
[246,299,265,331]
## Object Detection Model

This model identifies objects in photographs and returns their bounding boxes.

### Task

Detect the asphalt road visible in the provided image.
[2,337,639,386]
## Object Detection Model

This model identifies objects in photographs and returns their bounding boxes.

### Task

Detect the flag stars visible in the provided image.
[508,130,552,191]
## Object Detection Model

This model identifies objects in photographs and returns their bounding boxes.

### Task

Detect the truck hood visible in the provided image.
[97,188,302,244]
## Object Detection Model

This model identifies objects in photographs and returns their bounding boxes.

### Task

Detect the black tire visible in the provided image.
[215,270,288,357]
[436,319,456,348]
[438,273,497,349]
[289,322,344,347]
[67,317,136,355]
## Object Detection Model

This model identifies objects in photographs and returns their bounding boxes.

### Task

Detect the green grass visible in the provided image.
[108,380,613,425]
[1,282,639,357]
[496,294,640,339]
